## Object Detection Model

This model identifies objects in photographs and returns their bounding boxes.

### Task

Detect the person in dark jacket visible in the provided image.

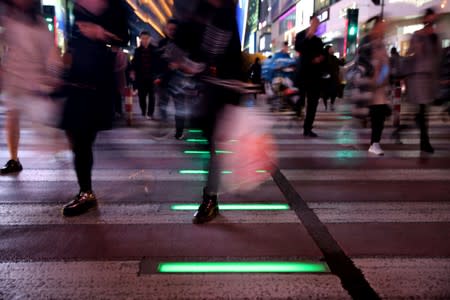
[322,45,341,111]
[172,0,243,224]
[248,57,262,84]
[298,16,324,137]
[60,0,129,216]
[131,31,157,119]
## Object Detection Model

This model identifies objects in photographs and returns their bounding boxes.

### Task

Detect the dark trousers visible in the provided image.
[159,88,185,135]
[303,87,320,133]
[416,104,430,144]
[138,84,155,117]
[67,130,98,192]
[114,91,123,115]
[369,105,387,144]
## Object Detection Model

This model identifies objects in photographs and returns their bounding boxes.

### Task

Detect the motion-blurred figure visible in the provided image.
[405,8,441,153]
[130,31,157,119]
[156,19,186,139]
[172,0,244,224]
[60,0,129,216]
[297,16,324,138]
[322,45,342,112]
[358,16,391,156]
[0,0,63,174]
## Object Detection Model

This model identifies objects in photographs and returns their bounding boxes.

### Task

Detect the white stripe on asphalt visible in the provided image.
[0,202,449,225]
[0,261,349,299]
[3,137,449,146]
[0,169,448,182]
[353,258,450,300]
[1,149,450,159]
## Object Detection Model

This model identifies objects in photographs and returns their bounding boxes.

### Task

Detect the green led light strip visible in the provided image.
[179,170,268,174]
[183,150,233,155]
[188,129,203,133]
[158,262,328,273]
[186,139,208,143]
[171,203,290,211]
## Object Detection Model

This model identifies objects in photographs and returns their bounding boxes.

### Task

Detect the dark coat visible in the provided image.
[61,1,129,132]
[131,44,157,86]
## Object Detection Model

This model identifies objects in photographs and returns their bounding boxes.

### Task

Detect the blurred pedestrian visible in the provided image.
[0,0,63,174]
[322,45,341,111]
[130,31,157,119]
[60,0,129,216]
[173,0,244,224]
[405,8,441,153]
[112,46,128,118]
[155,19,186,139]
[358,16,391,156]
[298,16,324,138]
[248,57,262,85]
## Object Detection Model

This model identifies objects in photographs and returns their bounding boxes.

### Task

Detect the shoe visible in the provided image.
[193,190,219,224]
[420,142,434,154]
[368,143,384,156]
[175,132,185,140]
[303,131,318,138]
[62,191,97,217]
[0,159,23,174]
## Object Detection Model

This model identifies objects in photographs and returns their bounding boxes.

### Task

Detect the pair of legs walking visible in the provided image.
[138,85,155,118]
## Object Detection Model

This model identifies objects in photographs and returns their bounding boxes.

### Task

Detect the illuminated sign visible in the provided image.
[317,8,330,23]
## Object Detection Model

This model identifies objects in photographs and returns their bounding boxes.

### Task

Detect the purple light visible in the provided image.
[317,22,327,36]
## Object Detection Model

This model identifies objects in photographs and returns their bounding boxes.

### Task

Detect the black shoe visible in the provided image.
[420,142,434,154]
[303,131,318,138]
[193,191,219,224]
[62,191,97,217]
[175,132,185,140]
[0,159,23,175]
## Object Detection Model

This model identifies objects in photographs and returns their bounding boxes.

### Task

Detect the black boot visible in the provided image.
[62,191,97,217]
[420,141,434,154]
[193,189,219,224]
[1,159,23,175]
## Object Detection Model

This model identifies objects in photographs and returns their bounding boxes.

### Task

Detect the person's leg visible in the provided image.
[138,86,148,116]
[174,94,186,139]
[303,87,320,136]
[158,87,170,122]
[1,108,23,174]
[147,84,156,118]
[417,104,434,153]
[368,105,386,155]
[63,130,98,216]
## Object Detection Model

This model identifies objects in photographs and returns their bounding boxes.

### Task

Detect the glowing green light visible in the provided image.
[158,262,328,273]
[349,26,357,36]
[256,170,268,173]
[186,139,208,143]
[183,150,233,155]
[179,170,209,174]
[171,203,290,211]
[188,129,203,133]
[45,17,53,22]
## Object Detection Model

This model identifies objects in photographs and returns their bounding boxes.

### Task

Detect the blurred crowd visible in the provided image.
[0,0,449,223]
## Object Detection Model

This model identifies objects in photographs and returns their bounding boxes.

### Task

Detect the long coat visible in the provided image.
[60,1,129,132]
[405,29,441,104]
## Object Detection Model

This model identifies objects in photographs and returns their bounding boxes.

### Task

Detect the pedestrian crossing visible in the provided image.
[0,102,449,299]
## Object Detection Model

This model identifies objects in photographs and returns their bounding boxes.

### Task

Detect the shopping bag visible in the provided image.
[214,105,277,193]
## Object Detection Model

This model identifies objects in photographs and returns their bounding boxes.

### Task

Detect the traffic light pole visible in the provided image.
[381,0,385,18]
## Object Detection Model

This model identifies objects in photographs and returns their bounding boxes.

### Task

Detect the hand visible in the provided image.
[312,55,324,64]
[77,22,120,42]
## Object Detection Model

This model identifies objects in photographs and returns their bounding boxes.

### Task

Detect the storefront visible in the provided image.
[41,0,70,52]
